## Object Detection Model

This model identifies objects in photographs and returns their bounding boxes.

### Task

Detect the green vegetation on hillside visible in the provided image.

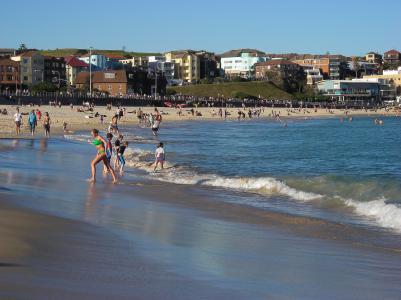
[167,82,293,99]
[39,48,161,57]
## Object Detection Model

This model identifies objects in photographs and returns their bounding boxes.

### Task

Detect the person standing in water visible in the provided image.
[43,112,51,137]
[89,129,117,183]
[118,141,129,173]
[154,142,165,171]
[14,108,22,136]
[28,110,37,136]
[103,132,113,173]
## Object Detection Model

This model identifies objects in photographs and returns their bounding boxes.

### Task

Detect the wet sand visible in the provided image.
[1,138,401,299]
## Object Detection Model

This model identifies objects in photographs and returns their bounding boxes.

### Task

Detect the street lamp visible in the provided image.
[89,47,93,97]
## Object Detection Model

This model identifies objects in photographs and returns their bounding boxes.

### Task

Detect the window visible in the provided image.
[104,73,116,79]
[119,84,122,90]
[23,59,28,64]
[108,85,112,90]
[23,76,28,81]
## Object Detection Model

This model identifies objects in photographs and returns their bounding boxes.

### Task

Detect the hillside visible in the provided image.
[167,82,293,99]
[39,48,161,58]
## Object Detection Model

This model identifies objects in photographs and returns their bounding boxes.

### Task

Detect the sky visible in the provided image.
[1,0,400,56]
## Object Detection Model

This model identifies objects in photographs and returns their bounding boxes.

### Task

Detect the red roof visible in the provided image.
[255,59,298,66]
[384,49,400,55]
[65,56,89,68]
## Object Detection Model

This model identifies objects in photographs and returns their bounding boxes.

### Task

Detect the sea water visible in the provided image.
[119,116,401,232]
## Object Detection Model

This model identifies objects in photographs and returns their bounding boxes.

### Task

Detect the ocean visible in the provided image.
[118,116,401,233]
[2,116,401,299]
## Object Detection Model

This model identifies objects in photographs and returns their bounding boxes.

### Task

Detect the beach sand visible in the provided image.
[0,103,398,138]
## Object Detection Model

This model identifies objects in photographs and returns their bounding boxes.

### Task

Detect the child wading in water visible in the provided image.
[154,142,165,171]
[118,141,129,173]
[103,132,113,173]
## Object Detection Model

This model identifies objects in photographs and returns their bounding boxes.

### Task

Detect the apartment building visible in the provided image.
[119,56,149,67]
[78,53,107,70]
[292,55,347,80]
[165,50,200,83]
[220,49,266,78]
[365,52,382,64]
[44,56,66,87]
[11,51,44,86]
[0,58,20,91]
[65,56,89,86]
[254,59,301,79]
[363,67,401,95]
[383,49,401,68]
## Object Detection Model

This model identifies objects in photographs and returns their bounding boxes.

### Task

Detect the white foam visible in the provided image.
[345,198,401,232]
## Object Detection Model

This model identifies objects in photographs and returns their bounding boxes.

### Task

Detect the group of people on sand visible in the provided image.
[89,129,165,184]
[14,108,51,137]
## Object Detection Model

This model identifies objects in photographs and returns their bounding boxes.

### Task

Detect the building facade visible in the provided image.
[119,56,149,67]
[148,56,175,82]
[292,56,347,80]
[0,48,16,58]
[317,79,384,103]
[0,58,20,92]
[65,56,89,86]
[44,56,66,87]
[305,69,323,86]
[165,51,200,83]
[363,67,401,95]
[78,53,107,70]
[383,49,401,68]
[365,52,382,64]
[254,59,301,79]
[221,52,266,78]
[11,51,44,86]
[76,70,127,96]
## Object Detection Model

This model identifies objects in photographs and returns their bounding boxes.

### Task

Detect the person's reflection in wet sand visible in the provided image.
[39,139,48,153]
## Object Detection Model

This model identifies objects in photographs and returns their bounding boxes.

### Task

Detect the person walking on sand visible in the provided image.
[28,110,37,136]
[43,112,51,137]
[14,108,22,136]
[89,129,117,184]
[154,142,165,171]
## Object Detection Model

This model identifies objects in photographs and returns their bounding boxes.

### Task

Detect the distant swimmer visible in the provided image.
[89,129,117,184]
[349,117,353,122]
[154,142,165,171]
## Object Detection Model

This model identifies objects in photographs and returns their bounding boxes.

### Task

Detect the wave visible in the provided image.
[65,133,401,232]
[124,149,401,232]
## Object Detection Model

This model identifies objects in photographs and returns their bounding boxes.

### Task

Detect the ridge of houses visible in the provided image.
[0,47,400,102]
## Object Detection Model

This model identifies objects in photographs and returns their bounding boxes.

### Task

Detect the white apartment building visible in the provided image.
[221,52,267,78]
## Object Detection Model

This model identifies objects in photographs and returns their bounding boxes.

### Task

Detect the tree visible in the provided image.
[18,43,27,52]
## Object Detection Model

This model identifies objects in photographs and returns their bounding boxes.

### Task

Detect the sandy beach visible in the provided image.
[0,103,399,138]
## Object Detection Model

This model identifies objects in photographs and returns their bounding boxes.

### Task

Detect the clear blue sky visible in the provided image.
[1,0,400,56]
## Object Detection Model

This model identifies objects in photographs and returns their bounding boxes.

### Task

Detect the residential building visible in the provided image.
[254,59,301,79]
[148,56,175,81]
[78,53,107,70]
[44,56,66,87]
[11,51,44,86]
[363,67,401,95]
[0,48,16,58]
[65,56,89,86]
[76,70,128,96]
[305,69,323,86]
[165,50,200,83]
[119,56,149,67]
[195,50,218,79]
[75,69,166,96]
[292,55,348,80]
[0,58,20,92]
[348,61,380,77]
[220,49,267,78]
[383,49,401,68]
[365,52,382,64]
[317,79,390,103]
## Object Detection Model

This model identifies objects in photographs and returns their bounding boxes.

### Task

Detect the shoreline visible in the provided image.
[0,104,399,139]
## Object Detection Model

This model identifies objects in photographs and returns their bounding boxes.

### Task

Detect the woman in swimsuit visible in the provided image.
[89,129,117,183]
